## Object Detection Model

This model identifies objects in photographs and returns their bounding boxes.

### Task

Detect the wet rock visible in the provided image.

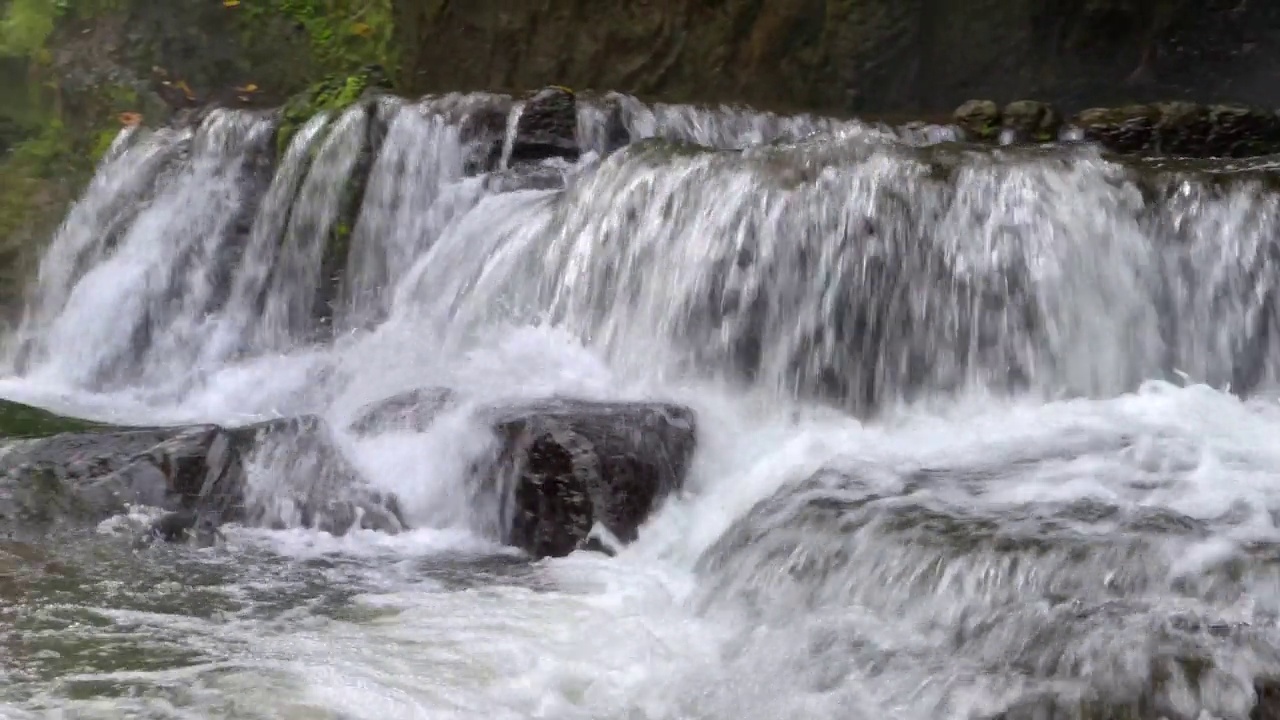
[952,99,1001,141]
[0,424,246,535]
[0,407,405,540]
[1075,104,1169,155]
[482,164,568,194]
[576,90,633,155]
[475,399,697,558]
[347,387,458,435]
[1073,102,1280,157]
[233,415,408,536]
[510,86,579,164]
[1001,100,1062,142]
[135,509,225,548]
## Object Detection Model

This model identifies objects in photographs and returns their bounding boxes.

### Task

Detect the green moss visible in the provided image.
[0,398,108,438]
[0,0,65,59]
[236,0,396,87]
[275,65,387,158]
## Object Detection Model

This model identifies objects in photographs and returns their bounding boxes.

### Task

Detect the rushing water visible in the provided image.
[3,92,1280,719]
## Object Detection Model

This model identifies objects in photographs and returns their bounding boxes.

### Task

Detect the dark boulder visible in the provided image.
[475,399,697,558]
[0,424,244,536]
[509,85,579,164]
[346,389,698,558]
[347,387,458,436]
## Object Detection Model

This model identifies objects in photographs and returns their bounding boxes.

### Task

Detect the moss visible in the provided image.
[275,65,388,158]
[235,0,396,90]
[0,398,109,439]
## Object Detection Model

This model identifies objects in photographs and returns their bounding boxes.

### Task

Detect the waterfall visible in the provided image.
[7,94,1280,414]
[6,90,1280,720]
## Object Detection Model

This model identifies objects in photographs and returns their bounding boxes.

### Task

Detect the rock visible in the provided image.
[347,387,458,436]
[135,509,226,548]
[952,99,1001,141]
[950,99,1280,157]
[1074,104,1168,155]
[510,86,579,164]
[475,399,697,558]
[1073,102,1280,157]
[232,415,408,536]
[482,164,568,194]
[1001,100,1062,142]
[0,406,405,540]
[575,91,633,155]
[0,424,246,535]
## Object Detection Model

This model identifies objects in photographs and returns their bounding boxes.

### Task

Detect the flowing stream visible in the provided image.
[2,92,1280,719]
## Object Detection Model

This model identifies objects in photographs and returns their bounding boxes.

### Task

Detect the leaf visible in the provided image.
[222,0,240,7]
[175,80,196,101]
[118,112,142,127]
[350,21,373,38]
[235,83,259,93]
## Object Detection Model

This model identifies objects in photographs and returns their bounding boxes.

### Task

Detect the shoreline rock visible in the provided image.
[952,99,1280,158]
[0,395,698,560]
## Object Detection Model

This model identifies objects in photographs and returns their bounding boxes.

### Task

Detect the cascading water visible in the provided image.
[3,91,1280,720]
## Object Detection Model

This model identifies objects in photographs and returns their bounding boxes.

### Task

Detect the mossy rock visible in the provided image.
[1072,102,1280,157]
[952,99,1000,141]
[1001,100,1062,142]
[275,64,392,158]
[0,398,112,439]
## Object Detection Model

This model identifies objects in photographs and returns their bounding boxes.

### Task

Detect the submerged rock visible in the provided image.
[697,458,1280,720]
[231,415,407,536]
[347,387,458,436]
[135,509,226,548]
[482,164,568,194]
[478,399,698,558]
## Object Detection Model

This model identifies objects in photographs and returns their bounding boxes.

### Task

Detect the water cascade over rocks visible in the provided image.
[4,88,1280,719]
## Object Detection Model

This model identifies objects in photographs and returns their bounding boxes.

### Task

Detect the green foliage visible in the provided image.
[238,0,395,81]
[0,0,65,58]
[274,66,387,158]
[0,398,108,438]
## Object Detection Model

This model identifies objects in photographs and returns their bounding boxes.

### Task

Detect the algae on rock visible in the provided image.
[0,398,112,439]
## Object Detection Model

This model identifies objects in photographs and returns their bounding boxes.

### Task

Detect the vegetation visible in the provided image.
[0,398,109,438]
[236,0,395,82]
[0,0,401,316]
[276,65,387,156]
